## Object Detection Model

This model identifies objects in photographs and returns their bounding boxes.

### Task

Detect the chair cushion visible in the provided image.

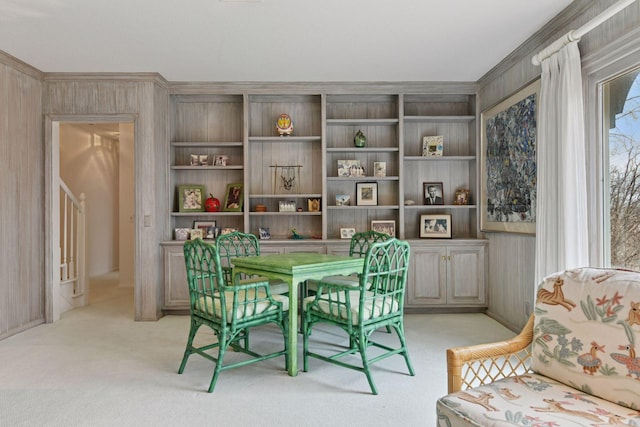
[531,267,640,410]
[436,373,635,427]
[196,291,288,320]
[303,290,398,325]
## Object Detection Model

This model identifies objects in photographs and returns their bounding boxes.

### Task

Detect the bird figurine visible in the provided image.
[290,228,307,240]
[577,341,605,375]
[610,344,640,379]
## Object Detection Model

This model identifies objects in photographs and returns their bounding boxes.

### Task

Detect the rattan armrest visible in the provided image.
[446,314,534,393]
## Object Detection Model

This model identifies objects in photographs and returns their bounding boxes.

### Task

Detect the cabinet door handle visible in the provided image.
[441,255,446,261]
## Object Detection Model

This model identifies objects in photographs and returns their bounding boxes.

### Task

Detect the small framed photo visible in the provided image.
[371,220,396,237]
[340,227,356,239]
[337,160,364,177]
[356,182,378,206]
[190,228,204,240]
[199,154,209,166]
[454,189,470,205]
[178,185,206,212]
[223,183,243,212]
[190,154,199,166]
[258,227,271,240]
[420,214,452,239]
[174,228,190,241]
[373,162,387,177]
[335,194,351,206]
[424,182,444,205]
[214,155,229,166]
[308,198,320,212]
[220,227,238,236]
[422,135,444,157]
[194,221,216,239]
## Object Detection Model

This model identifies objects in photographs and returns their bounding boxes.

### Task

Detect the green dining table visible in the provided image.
[230,252,365,376]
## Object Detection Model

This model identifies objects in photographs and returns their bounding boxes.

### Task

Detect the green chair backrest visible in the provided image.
[216,231,260,284]
[349,230,392,258]
[359,238,411,322]
[183,238,229,323]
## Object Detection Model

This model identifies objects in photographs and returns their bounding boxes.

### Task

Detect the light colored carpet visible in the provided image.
[0,273,516,427]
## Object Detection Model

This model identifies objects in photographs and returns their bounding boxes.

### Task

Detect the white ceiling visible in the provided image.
[0,0,574,82]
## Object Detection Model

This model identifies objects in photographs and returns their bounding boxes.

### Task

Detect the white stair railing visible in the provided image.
[59,180,86,297]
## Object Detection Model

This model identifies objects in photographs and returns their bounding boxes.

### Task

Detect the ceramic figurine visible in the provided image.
[276,113,293,136]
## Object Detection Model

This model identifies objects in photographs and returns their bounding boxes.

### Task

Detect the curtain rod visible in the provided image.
[532,0,637,65]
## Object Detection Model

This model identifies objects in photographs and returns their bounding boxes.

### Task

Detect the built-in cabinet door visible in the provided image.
[163,244,189,310]
[447,246,486,305]
[407,246,446,305]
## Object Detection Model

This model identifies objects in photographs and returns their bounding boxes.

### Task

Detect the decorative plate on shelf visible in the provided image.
[276,113,293,136]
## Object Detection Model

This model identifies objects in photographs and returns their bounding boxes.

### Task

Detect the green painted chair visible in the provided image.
[306,230,391,292]
[307,230,393,335]
[178,238,289,393]
[302,238,415,394]
[216,231,288,294]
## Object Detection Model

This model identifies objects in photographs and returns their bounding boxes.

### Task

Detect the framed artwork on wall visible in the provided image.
[481,79,539,234]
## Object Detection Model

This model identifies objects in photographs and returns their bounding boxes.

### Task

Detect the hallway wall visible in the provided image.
[0,52,44,339]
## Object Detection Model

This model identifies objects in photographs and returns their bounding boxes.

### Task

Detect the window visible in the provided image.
[603,67,640,269]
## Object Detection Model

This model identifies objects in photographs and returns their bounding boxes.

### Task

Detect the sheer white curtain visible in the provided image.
[534,41,589,286]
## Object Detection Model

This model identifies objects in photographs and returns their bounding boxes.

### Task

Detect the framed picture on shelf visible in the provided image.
[424,182,444,205]
[193,221,217,239]
[190,154,199,166]
[373,162,387,177]
[356,182,378,206]
[337,160,365,177]
[258,227,271,240]
[199,154,209,166]
[190,228,204,240]
[223,183,243,212]
[174,228,190,241]
[340,227,356,239]
[454,189,470,205]
[422,136,444,156]
[481,79,539,234]
[420,214,452,239]
[335,194,351,206]
[371,220,396,237]
[214,155,229,166]
[178,184,206,212]
[308,198,320,212]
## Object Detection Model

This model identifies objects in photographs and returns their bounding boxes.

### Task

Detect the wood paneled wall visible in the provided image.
[42,73,169,321]
[478,0,640,331]
[0,52,44,339]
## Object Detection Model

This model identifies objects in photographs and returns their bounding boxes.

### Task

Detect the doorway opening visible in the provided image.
[51,120,135,319]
